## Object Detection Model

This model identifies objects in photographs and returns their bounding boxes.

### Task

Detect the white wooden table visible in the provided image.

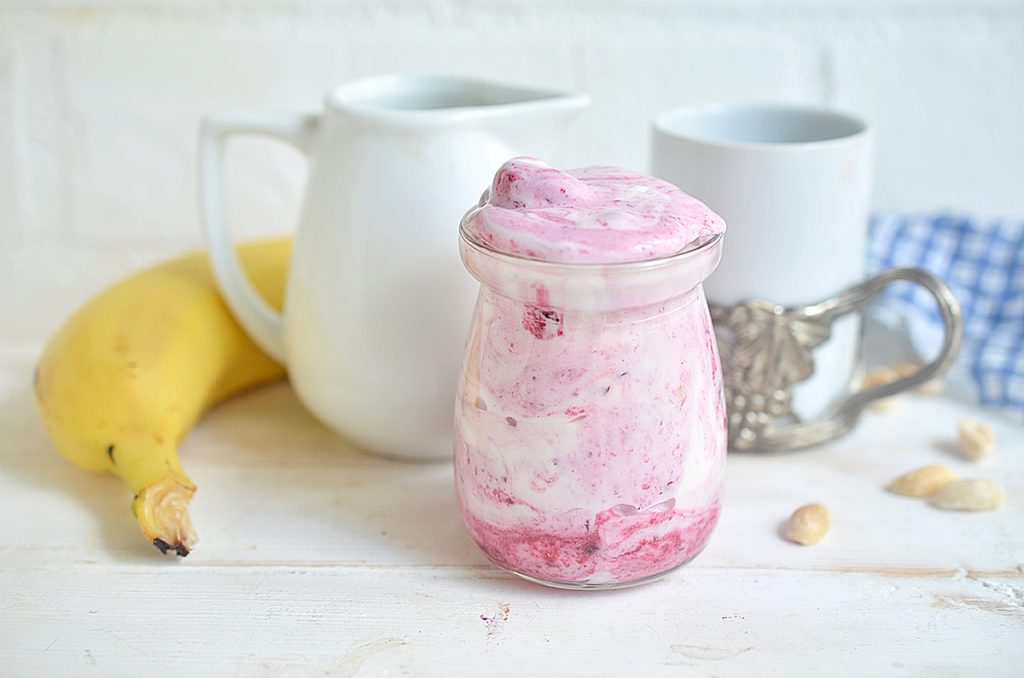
[1,343,1021,676]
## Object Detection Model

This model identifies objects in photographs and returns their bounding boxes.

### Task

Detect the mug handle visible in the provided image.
[198,111,320,362]
[763,267,963,450]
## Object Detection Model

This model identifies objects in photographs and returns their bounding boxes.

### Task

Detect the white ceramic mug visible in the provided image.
[653,103,872,420]
[200,75,589,460]
[652,103,961,449]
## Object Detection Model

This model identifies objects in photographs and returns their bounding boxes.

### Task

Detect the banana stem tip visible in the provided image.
[133,478,198,558]
[153,538,191,557]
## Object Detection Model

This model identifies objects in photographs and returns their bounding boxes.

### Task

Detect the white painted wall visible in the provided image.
[2,0,1023,341]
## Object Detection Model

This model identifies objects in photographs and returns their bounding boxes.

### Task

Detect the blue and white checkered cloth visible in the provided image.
[868,214,1024,417]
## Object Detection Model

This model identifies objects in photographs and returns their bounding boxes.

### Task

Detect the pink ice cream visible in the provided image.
[455,158,727,588]
[461,156,725,264]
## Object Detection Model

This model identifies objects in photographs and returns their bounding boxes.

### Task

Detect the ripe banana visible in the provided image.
[34,238,291,556]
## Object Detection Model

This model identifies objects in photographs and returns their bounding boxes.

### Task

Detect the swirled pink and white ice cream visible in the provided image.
[461,156,725,264]
[455,158,727,588]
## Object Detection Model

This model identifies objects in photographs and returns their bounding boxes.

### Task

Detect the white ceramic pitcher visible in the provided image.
[199,75,588,460]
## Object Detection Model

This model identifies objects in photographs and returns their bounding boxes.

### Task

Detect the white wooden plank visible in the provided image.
[2,346,1021,574]
[2,565,1022,676]
[2,343,1023,676]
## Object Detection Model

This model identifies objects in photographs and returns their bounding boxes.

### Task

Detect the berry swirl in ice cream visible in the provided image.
[461,156,725,264]
[455,158,727,588]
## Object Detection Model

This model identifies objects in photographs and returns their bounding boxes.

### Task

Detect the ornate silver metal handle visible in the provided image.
[711,267,963,451]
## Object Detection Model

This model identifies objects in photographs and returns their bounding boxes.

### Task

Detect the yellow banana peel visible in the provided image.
[34,238,291,556]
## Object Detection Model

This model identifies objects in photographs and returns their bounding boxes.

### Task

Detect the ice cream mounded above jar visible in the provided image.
[461,157,725,264]
[454,157,727,589]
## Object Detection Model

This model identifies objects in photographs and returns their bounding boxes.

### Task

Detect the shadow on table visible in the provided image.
[4,364,722,598]
[186,380,477,568]
[2,365,476,567]
[0,365,161,562]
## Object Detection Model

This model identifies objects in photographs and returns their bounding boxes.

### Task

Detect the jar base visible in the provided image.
[482,544,710,591]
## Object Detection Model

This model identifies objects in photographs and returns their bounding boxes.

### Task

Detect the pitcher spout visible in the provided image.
[475,83,591,152]
[326,74,590,136]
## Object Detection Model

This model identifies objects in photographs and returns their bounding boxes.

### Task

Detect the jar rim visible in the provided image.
[458,226,724,272]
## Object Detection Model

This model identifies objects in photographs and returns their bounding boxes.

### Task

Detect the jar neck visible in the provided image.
[459,232,723,313]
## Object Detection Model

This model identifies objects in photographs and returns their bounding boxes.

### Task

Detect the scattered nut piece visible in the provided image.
[863,366,899,387]
[863,367,902,411]
[870,397,900,412]
[888,464,958,497]
[893,361,944,395]
[785,503,830,545]
[868,362,944,398]
[915,378,945,396]
[958,417,996,461]
[892,362,920,378]
[931,479,1006,512]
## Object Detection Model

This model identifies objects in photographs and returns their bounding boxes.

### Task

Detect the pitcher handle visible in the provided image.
[198,111,320,362]
[811,268,962,410]
[716,267,963,451]
[773,267,962,449]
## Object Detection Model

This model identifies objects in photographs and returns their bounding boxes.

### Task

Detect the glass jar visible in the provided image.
[454,226,726,589]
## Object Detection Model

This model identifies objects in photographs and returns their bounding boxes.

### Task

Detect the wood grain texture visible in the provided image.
[3,565,1022,677]
[1,346,1022,676]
